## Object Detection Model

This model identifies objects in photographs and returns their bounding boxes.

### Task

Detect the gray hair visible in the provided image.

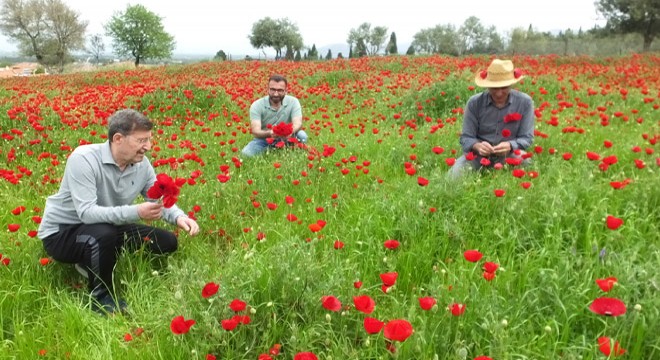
[108,109,153,142]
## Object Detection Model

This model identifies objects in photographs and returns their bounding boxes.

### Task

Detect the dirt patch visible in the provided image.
[0,62,40,78]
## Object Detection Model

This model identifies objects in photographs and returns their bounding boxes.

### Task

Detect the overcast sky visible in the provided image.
[0,0,606,57]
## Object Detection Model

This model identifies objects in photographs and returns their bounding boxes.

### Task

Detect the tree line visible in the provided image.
[1,0,657,71]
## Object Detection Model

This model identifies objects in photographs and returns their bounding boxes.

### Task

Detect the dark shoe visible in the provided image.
[74,263,89,279]
[92,294,128,315]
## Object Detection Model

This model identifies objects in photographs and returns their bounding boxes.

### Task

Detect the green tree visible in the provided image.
[354,38,368,57]
[386,31,398,54]
[405,44,415,55]
[596,0,658,51]
[105,4,175,67]
[0,0,87,70]
[458,16,487,54]
[325,49,332,60]
[248,17,303,60]
[308,43,318,60]
[347,23,388,56]
[411,24,459,55]
[485,26,504,54]
[214,49,227,61]
[294,49,301,61]
[86,34,105,64]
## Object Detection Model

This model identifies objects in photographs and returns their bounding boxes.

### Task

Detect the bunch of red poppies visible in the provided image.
[147,173,185,208]
[271,122,293,137]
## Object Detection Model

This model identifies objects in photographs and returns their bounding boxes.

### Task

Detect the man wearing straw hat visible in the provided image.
[450,59,534,178]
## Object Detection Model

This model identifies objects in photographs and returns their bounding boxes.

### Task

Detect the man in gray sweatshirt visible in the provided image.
[38,109,200,315]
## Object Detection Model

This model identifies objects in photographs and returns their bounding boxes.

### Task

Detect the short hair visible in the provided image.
[108,109,153,142]
[268,74,288,86]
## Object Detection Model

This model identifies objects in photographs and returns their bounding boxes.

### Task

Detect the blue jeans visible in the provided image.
[241,130,308,157]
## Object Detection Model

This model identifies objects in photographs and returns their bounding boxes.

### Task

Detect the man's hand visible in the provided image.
[177,216,200,236]
[492,142,512,156]
[138,202,163,220]
[473,141,495,157]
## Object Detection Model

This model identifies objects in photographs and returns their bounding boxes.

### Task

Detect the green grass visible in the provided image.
[1,54,659,359]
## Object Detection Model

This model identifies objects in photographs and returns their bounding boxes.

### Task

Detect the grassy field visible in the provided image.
[0,54,658,360]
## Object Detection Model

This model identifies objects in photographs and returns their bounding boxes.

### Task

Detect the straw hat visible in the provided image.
[474,59,524,88]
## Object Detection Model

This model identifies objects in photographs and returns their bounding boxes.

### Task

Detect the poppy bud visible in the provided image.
[513,68,522,78]
[479,70,488,79]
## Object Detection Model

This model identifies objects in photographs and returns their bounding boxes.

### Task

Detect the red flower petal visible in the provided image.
[595,277,617,292]
[353,295,376,314]
[589,297,626,316]
[606,215,623,230]
[363,317,384,334]
[383,319,413,342]
[321,295,342,312]
[463,250,483,262]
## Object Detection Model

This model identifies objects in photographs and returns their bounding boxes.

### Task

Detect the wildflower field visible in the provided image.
[0,54,658,360]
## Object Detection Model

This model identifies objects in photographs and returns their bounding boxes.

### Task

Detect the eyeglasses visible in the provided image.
[128,135,152,145]
[269,88,286,94]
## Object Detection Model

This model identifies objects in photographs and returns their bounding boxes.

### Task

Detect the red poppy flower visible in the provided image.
[432,146,444,154]
[39,258,50,266]
[11,206,26,215]
[221,318,239,331]
[562,153,572,161]
[333,240,345,249]
[363,317,384,334]
[586,151,601,161]
[510,169,524,178]
[418,297,437,310]
[464,250,483,262]
[598,337,626,357]
[445,158,456,166]
[123,333,133,342]
[521,182,532,189]
[7,224,20,232]
[606,215,623,230]
[596,277,617,292]
[272,122,293,137]
[321,295,342,312]
[383,319,413,342]
[308,223,323,232]
[465,152,476,161]
[504,112,522,123]
[170,315,196,335]
[602,155,618,165]
[405,167,416,176]
[483,262,499,273]
[286,213,298,222]
[229,299,246,312]
[147,173,182,208]
[258,355,273,360]
[293,352,318,360]
[474,357,494,360]
[502,129,511,137]
[483,271,496,281]
[449,303,466,316]
[353,295,376,314]
[201,282,220,298]
[353,280,363,289]
[417,176,429,186]
[493,189,505,197]
[384,239,400,249]
[380,272,398,286]
[589,297,626,316]
[480,157,491,167]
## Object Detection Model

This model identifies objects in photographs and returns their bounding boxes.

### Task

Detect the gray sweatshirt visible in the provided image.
[38,141,185,239]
